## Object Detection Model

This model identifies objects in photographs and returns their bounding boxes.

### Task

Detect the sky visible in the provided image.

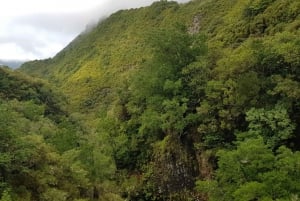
[0,0,190,62]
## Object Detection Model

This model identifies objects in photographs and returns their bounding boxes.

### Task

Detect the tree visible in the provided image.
[242,104,295,148]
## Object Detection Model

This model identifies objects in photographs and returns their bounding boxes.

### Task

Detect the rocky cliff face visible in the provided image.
[152,136,197,194]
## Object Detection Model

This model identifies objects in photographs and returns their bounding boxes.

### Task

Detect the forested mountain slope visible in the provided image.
[15,0,300,200]
[0,67,100,201]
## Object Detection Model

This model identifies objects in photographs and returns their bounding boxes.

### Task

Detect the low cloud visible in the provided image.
[0,0,190,61]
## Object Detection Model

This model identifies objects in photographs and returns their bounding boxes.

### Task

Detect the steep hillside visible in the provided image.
[21,1,179,111]
[17,0,300,200]
[20,0,225,112]
[0,67,99,201]
[21,0,300,113]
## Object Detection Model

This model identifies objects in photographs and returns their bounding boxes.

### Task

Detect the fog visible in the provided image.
[0,0,190,61]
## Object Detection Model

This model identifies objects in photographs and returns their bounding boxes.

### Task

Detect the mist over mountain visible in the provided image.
[0,59,25,69]
[0,0,191,62]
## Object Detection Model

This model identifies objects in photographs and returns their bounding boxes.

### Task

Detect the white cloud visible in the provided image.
[0,43,36,61]
[0,0,190,61]
[0,0,108,16]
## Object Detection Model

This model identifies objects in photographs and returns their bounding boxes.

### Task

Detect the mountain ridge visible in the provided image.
[15,0,300,200]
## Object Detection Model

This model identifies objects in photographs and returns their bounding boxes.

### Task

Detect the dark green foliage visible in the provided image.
[12,0,300,200]
[0,69,118,200]
[0,67,65,120]
[197,139,300,201]
[244,0,275,18]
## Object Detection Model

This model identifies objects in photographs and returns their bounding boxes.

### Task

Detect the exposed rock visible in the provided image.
[188,15,201,34]
[151,135,198,199]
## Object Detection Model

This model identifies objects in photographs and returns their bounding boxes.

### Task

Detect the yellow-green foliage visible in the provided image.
[18,1,209,112]
[17,0,300,200]
[20,0,299,114]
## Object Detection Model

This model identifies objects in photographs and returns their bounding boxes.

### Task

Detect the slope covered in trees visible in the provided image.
[11,0,300,200]
[0,67,123,200]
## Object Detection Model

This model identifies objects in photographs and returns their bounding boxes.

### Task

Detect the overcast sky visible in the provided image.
[0,0,190,62]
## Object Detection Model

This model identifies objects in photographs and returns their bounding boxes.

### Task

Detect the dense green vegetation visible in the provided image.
[5,0,300,200]
[0,68,122,200]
